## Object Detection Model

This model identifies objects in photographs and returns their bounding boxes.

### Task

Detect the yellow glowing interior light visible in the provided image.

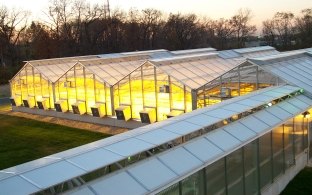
[231,114,239,120]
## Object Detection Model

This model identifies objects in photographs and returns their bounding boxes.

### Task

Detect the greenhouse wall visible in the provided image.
[113,62,193,122]
[156,113,309,195]
[10,63,55,109]
[196,63,284,108]
[54,64,113,115]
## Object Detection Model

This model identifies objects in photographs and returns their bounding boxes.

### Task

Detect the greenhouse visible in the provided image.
[10,46,283,126]
[3,48,312,194]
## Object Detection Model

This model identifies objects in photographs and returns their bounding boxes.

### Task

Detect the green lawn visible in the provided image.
[0,114,110,170]
[281,167,312,195]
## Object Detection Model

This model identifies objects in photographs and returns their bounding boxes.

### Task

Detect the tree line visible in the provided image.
[0,0,311,84]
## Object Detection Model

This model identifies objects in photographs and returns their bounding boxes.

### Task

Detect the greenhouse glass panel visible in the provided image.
[244,140,259,195]
[294,114,304,156]
[205,158,226,195]
[157,182,179,195]
[284,119,295,168]
[226,148,244,195]
[181,170,205,195]
[259,132,272,189]
[272,125,284,179]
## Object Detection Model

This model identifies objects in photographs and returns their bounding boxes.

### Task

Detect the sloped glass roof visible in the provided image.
[67,92,312,195]
[249,52,312,95]
[0,85,304,194]
[150,53,244,89]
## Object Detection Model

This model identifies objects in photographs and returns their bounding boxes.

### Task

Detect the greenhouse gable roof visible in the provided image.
[218,46,279,59]
[249,51,312,96]
[149,53,244,90]
[76,55,150,86]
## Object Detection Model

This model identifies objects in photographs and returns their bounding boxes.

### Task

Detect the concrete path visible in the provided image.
[0,105,128,135]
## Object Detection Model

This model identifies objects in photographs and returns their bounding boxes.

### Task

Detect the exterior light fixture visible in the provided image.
[267,102,272,107]
[302,111,310,118]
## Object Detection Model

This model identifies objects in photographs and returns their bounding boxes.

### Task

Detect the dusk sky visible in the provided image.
[0,0,311,28]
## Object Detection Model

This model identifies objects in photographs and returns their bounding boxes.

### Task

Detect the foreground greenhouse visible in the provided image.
[10,46,282,127]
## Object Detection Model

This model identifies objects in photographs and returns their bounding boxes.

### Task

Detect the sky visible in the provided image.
[0,0,311,29]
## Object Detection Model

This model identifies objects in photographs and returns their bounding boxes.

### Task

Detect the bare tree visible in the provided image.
[295,8,312,48]
[230,8,256,48]
[139,8,163,49]
[262,19,276,46]
[273,12,295,48]
[0,5,29,66]
[213,18,234,49]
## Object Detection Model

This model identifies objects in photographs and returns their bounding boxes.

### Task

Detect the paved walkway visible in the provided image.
[0,106,128,135]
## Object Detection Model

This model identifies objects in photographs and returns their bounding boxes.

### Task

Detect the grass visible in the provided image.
[0,114,110,170]
[281,167,312,195]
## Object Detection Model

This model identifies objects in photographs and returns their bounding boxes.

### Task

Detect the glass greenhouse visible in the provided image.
[10,46,283,124]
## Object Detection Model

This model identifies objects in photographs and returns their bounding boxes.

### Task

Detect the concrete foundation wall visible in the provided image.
[12,106,146,129]
[262,150,308,195]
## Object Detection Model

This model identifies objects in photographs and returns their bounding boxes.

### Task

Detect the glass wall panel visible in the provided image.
[85,73,95,114]
[171,79,185,111]
[105,86,112,116]
[142,65,156,108]
[75,65,85,102]
[181,170,205,195]
[157,182,179,195]
[294,114,304,156]
[156,71,170,121]
[205,158,226,195]
[259,132,272,189]
[130,70,143,119]
[226,148,244,195]
[118,76,131,105]
[284,119,295,168]
[244,140,259,195]
[272,125,284,179]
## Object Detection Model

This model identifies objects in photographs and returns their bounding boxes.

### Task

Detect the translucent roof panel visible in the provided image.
[183,137,223,162]
[276,101,302,115]
[161,121,201,135]
[171,47,216,55]
[89,172,147,195]
[218,50,241,59]
[21,161,86,189]
[127,158,177,190]
[223,122,257,142]
[150,54,243,89]
[104,138,155,157]
[68,187,95,195]
[239,115,270,134]
[67,148,124,172]
[80,57,147,86]
[157,147,203,175]
[184,114,221,127]
[253,110,282,127]
[249,52,312,95]
[266,106,293,119]
[0,176,40,195]
[205,130,241,151]
[135,129,180,145]
[233,46,276,54]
